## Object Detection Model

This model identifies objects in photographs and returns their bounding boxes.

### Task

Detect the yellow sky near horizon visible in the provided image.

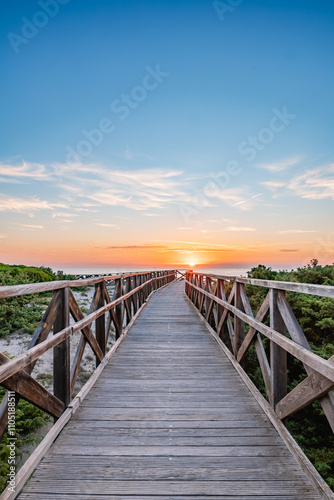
[0,160,333,271]
[0,224,329,270]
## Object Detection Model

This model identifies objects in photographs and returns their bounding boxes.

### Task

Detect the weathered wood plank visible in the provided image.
[19,479,320,496]
[0,291,61,440]
[185,280,334,384]
[18,494,321,500]
[195,273,334,299]
[277,291,334,430]
[0,271,174,298]
[0,274,176,384]
[16,281,328,500]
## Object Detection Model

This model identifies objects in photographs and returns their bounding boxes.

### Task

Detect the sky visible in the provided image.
[0,0,334,270]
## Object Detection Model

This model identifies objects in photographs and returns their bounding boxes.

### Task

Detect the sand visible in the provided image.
[0,283,116,395]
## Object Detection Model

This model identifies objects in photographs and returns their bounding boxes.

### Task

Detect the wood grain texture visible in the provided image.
[191,273,334,299]
[17,281,325,499]
[0,270,176,298]
[185,279,334,383]
[277,291,334,429]
[0,273,176,385]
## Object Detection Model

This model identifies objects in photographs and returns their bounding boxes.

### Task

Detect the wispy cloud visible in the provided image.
[0,160,190,213]
[160,239,259,252]
[54,163,186,211]
[261,181,285,188]
[96,223,120,228]
[261,163,334,202]
[226,226,256,232]
[0,161,54,183]
[15,224,43,230]
[257,156,301,172]
[280,249,299,252]
[278,229,316,234]
[52,212,79,218]
[101,244,165,250]
[0,194,67,214]
[99,242,237,253]
[287,163,334,200]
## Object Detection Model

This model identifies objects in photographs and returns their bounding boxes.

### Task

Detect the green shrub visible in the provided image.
[0,387,50,493]
[243,262,334,488]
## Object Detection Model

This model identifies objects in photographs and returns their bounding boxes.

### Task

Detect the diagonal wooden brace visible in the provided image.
[0,352,64,418]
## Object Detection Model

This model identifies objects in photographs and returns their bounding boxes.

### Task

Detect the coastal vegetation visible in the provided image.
[0,263,85,492]
[242,260,334,488]
[0,261,333,490]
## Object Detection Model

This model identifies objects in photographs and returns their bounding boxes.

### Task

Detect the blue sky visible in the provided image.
[0,0,334,269]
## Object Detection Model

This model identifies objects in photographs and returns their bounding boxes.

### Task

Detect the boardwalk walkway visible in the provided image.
[19,281,322,499]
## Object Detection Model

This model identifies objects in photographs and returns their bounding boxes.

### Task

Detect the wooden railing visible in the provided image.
[0,270,177,442]
[185,271,334,432]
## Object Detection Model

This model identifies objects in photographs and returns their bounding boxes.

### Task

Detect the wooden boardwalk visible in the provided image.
[19,281,322,499]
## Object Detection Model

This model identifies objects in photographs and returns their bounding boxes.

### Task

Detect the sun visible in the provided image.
[189,262,196,267]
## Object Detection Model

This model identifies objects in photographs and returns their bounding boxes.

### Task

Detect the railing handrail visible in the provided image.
[184,270,334,440]
[0,272,174,384]
[185,278,334,383]
[0,270,175,299]
[0,269,177,446]
[188,271,334,298]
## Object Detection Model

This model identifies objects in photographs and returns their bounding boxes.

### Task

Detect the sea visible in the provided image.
[58,266,295,279]
[59,267,252,278]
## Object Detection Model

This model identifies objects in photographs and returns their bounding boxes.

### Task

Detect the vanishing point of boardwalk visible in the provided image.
[18,281,322,499]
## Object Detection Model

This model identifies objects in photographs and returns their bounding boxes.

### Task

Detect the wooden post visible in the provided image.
[185,272,189,296]
[124,277,132,325]
[204,277,212,320]
[114,278,123,339]
[198,275,205,314]
[270,289,287,408]
[190,273,195,303]
[53,287,70,408]
[234,282,244,356]
[145,273,150,298]
[95,283,105,366]
[132,276,138,313]
[215,279,225,337]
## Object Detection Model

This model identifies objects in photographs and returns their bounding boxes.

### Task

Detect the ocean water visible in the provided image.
[60,267,251,277]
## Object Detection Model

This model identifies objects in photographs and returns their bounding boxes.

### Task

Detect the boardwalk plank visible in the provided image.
[18,281,324,499]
